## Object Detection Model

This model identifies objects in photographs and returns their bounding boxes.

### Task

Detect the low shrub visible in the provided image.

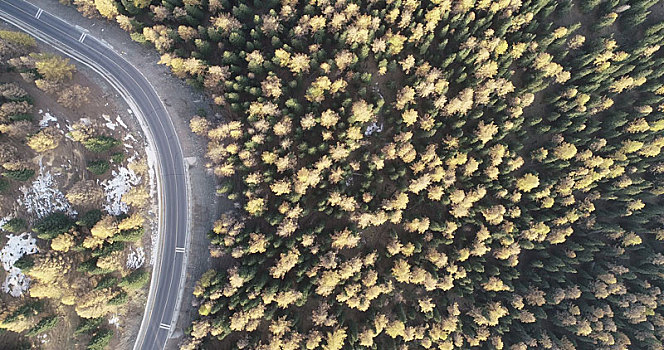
[74,318,103,336]
[33,212,74,240]
[87,329,113,350]
[87,160,110,175]
[84,136,120,153]
[119,269,150,290]
[2,169,35,181]
[2,218,26,232]
[26,316,58,337]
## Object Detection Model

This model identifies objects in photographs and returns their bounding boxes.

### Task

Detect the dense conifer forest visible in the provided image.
[71,0,664,349]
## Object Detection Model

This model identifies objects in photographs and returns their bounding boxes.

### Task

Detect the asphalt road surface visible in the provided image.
[0,1,190,349]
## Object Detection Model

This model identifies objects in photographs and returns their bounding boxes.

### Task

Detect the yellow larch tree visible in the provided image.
[75,288,119,318]
[323,327,347,350]
[94,0,119,19]
[51,233,75,252]
[117,212,145,231]
[91,215,118,240]
[27,127,60,153]
[33,53,76,82]
[516,173,540,192]
[330,228,360,250]
[270,248,300,279]
[66,180,104,207]
[189,116,211,136]
[122,186,150,208]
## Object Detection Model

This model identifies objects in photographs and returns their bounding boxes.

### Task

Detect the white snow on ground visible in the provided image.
[124,143,134,149]
[108,315,120,328]
[116,116,128,129]
[102,114,117,130]
[364,122,383,136]
[0,216,11,228]
[102,166,141,216]
[144,142,158,266]
[126,246,145,270]
[123,133,137,142]
[1,232,38,297]
[17,164,76,219]
[38,110,68,134]
[38,112,57,128]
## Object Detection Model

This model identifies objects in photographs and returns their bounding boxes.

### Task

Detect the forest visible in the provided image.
[0,29,151,349]
[67,0,664,349]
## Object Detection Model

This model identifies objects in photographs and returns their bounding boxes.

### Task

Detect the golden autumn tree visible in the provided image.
[27,127,60,152]
[90,215,117,240]
[32,53,76,82]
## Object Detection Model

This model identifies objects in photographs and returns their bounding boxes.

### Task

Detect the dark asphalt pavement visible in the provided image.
[0,1,189,349]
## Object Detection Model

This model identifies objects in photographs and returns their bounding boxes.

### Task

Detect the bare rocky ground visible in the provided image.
[24,1,226,348]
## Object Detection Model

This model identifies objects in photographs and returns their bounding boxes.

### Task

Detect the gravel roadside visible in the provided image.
[26,1,224,348]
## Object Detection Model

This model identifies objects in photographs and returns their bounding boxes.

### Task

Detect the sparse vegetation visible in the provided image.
[0,29,151,350]
[73,317,103,337]
[83,136,120,153]
[0,178,8,192]
[25,316,58,337]
[77,209,103,228]
[2,218,26,233]
[2,169,35,182]
[118,269,150,290]
[86,329,113,350]
[87,160,110,175]
[32,212,74,240]
[111,152,124,163]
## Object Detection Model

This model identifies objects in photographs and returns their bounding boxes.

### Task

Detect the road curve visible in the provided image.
[0,1,190,349]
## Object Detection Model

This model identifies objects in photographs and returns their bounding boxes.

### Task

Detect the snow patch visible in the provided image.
[364,122,383,136]
[0,216,11,228]
[18,164,76,219]
[1,232,38,297]
[102,114,117,130]
[126,246,145,270]
[116,116,128,129]
[123,133,137,142]
[102,166,141,216]
[145,143,158,266]
[108,315,120,328]
[38,112,57,128]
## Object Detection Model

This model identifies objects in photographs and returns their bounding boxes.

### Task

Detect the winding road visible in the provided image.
[0,1,190,349]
